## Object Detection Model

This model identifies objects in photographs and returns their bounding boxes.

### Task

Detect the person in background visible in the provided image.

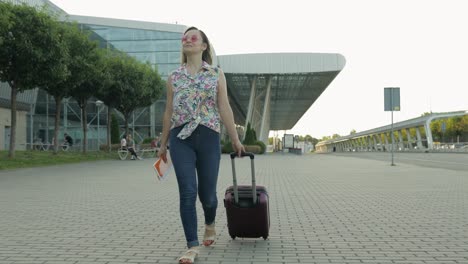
[127,134,142,160]
[120,135,127,150]
[157,26,244,264]
[63,133,73,147]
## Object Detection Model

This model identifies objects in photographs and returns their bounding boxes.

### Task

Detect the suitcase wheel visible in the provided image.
[262,236,268,240]
[231,236,236,240]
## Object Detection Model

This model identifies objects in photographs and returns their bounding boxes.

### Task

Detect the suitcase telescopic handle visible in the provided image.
[230,152,256,205]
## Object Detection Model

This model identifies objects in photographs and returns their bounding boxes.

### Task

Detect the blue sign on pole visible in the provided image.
[384,87,401,166]
[384,87,401,111]
[441,122,446,133]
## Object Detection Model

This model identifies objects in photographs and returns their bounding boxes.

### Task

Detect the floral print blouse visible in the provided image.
[170,61,221,139]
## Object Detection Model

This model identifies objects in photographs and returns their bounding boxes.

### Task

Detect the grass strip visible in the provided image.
[0,150,118,170]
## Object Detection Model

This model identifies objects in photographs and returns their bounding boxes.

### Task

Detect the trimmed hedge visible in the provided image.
[244,145,262,154]
[221,141,263,154]
[99,143,153,151]
[222,141,234,153]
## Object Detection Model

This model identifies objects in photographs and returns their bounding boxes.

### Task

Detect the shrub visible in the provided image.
[244,145,261,154]
[142,138,153,144]
[99,143,153,151]
[100,144,122,151]
[255,140,266,154]
[222,141,234,153]
[243,123,257,145]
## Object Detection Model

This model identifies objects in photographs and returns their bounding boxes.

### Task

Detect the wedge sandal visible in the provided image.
[178,247,199,264]
[203,224,216,246]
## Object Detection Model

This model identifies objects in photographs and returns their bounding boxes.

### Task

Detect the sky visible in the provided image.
[50,0,468,139]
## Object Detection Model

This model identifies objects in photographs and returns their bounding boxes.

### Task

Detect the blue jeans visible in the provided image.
[170,124,221,248]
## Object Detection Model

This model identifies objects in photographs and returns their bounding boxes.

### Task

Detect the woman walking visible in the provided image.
[158,26,244,264]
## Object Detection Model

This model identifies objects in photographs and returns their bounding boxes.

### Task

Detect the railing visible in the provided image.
[431,142,468,153]
[339,142,468,153]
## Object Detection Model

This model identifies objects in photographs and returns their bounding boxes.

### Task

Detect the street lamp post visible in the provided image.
[96,100,104,148]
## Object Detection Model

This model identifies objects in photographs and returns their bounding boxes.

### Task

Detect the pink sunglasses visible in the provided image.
[182,35,200,43]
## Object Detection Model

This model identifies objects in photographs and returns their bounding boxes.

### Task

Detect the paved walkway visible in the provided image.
[0,153,467,264]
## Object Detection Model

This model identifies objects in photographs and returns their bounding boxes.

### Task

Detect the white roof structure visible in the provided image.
[217,53,345,140]
[219,53,345,74]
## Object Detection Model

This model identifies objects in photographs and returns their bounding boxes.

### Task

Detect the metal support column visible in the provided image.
[244,76,257,140]
[259,76,272,143]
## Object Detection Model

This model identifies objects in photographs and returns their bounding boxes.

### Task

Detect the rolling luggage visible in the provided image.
[224,152,270,240]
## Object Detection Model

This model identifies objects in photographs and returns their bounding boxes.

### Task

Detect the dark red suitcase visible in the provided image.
[224,152,270,240]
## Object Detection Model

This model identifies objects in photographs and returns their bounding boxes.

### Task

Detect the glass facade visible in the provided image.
[1,0,186,149]
[87,25,182,77]
[81,22,184,143]
[2,0,67,16]
[29,21,185,149]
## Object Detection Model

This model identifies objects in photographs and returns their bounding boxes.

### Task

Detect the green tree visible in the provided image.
[304,135,319,146]
[113,56,164,135]
[0,3,68,158]
[110,112,120,144]
[0,3,12,46]
[97,50,125,151]
[68,46,104,153]
[448,116,463,141]
[332,134,341,139]
[43,22,98,153]
[430,119,443,141]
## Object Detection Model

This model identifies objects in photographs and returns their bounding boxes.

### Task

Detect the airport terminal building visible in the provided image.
[0,0,345,150]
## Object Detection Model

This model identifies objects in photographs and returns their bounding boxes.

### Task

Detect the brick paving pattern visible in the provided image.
[1,153,467,264]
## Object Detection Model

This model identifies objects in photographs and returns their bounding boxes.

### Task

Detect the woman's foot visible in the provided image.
[178,247,199,264]
[203,223,216,246]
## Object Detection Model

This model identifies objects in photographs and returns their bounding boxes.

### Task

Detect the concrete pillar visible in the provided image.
[383,133,389,152]
[406,128,413,150]
[424,121,434,150]
[415,127,424,149]
[259,76,272,143]
[243,76,257,140]
[389,131,396,152]
[356,138,361,151]
[372,135,378,151]
[376,134,383,151]
[397,130,404,151]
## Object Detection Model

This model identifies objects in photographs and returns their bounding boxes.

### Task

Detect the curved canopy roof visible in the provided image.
[218,53,346,130]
